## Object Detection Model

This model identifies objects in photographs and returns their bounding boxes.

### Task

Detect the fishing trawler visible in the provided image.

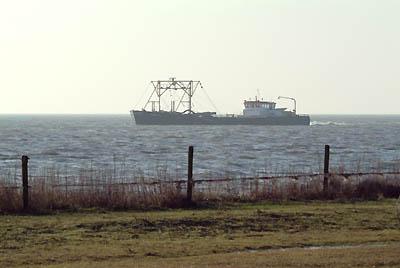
[130,78,310,125]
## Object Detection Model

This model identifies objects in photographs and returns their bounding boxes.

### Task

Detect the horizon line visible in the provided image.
[1,113,400,116]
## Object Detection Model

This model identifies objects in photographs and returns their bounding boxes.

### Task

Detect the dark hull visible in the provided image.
[131,111,310,125]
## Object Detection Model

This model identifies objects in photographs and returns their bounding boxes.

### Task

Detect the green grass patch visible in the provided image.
[1,200,399,267]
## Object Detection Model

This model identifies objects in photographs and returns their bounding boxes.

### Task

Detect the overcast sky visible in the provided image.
[0,0,399,114]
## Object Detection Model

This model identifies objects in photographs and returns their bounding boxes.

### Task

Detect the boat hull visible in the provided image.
[131,111,310,125]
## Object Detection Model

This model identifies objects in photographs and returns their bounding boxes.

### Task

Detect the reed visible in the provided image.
[0,166,399,213]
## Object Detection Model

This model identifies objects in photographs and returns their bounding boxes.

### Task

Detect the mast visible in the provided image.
[157,81,161,112]
[188,80,193,113]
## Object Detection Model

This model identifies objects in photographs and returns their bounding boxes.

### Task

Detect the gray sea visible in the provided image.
[0,115,399,178]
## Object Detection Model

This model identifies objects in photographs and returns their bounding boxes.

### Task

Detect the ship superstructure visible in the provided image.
[243,99,288,117]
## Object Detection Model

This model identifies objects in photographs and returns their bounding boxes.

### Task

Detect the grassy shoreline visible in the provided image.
[2,172,400,213]
[1,199,399,267]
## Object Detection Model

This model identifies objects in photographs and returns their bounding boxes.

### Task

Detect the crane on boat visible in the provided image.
[278,96,297,114]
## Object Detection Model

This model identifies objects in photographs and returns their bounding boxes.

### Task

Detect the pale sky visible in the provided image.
[0,0,399,114]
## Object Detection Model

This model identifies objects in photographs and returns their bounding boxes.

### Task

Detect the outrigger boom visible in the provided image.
[143,78,203,114]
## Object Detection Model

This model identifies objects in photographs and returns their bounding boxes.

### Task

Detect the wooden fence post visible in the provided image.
[323,145,330,195]
[187,146,194,203]
[22,155,29,211]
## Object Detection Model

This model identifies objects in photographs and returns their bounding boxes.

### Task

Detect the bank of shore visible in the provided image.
[1,199,399,267]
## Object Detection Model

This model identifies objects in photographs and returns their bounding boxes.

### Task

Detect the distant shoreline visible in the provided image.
[1,113,400,116]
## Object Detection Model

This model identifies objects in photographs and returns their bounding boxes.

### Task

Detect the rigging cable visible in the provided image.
[134,82,152,110]
[200,83,220,114]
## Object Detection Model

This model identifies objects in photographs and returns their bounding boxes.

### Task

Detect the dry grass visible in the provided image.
[0,179,186,213]
[1,167,400,213]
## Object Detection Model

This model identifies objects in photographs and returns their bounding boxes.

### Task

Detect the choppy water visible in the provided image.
[0,114,400,178]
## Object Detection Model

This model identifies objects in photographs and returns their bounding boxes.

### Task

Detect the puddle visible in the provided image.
[244,242,397,254]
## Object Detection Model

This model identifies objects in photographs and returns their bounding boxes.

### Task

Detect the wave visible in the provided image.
[310,121,348,126]
[40,149,60,156]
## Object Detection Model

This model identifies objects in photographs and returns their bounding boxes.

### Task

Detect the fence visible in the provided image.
[1,145,400,211]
